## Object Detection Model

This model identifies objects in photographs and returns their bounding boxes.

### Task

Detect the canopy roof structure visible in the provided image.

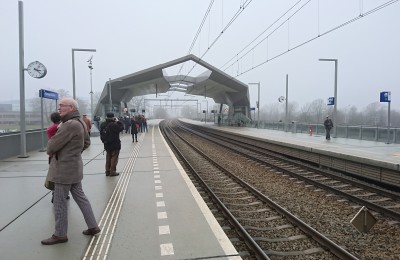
[94,54,250,117]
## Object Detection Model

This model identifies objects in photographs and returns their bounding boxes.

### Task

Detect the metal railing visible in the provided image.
[215,118,399,144]
[246,121,399,144]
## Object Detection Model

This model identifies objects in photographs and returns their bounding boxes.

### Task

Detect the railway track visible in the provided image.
[179,121,400,223]
[161,120,358,260]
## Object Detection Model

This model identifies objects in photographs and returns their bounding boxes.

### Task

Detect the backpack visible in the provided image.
[100,124,111,143]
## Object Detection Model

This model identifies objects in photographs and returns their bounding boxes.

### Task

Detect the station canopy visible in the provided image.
[94,54,250,117]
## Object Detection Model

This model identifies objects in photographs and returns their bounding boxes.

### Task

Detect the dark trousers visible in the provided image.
[132,133,138,142]
[325,128,331,140]
[105,150,120,175]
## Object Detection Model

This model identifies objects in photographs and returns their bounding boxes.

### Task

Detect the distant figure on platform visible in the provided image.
[142,116,148,132]
[93,115,100,130]
[131,117,139,142]
[324,116,333,140]
[41,98,100,245]
[99,112,124,177]
[218,115,221,126]
[82,113,91,136]
[123,116,131,134]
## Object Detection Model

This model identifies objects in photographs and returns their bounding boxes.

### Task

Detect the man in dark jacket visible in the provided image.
[41,98,100,245]
[100,112,124,176]
[323,116,334,140]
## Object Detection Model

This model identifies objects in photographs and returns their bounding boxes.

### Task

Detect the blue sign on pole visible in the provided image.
[327,97,335,106]
[39,89,59,100]
[380,91,391,102]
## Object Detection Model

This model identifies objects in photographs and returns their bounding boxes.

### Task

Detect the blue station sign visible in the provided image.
[39,89,59,100]
[380,91,391,102]
[327,97,335,106]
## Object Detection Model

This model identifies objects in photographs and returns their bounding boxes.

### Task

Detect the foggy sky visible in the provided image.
[1,0,399,111]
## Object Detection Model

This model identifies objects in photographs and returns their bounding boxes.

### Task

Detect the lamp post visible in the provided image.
[87,57,93,117]
[248,82,260,128]
[108,78,112,113]
[319,58,338,138]
[72,48,96,99]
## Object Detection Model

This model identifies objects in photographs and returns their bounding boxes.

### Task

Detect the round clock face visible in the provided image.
[27,61,47,79]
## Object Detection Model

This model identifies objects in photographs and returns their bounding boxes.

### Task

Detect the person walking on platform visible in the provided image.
[82,113,92,136]
[123,116,131,134]
[142,116,148,132]
[131,117,139,142]
[324,116,334,140]
[100,112,124,176]
[41,98,100,245]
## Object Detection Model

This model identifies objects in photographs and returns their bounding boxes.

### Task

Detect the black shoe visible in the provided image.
[82,227,101,236]
[109,173,120,177]
[66,195,70,200]
[41,235,68,245]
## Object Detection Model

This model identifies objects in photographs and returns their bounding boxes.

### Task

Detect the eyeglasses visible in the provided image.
[59,104,71,108]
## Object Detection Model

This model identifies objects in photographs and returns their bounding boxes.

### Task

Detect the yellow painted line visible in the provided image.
[393,153,400,157]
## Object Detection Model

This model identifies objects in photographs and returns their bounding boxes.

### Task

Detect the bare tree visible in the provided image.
[309,99,326,123]
[363,102,385,126]
[260,103,281,122]
[297,102,312,123]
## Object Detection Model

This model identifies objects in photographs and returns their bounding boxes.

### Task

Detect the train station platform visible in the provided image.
[181,119,400,178]
[0,119,240,260]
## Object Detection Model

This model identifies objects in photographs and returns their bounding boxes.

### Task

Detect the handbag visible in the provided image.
[44,175,55,190]
[45,156,55,190]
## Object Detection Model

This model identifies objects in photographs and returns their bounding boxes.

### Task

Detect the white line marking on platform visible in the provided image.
[159,225,170,235]
[160,243,174,255]
[154,170,160,174]
[157,211,168,219]
[154,175,160,178]
[156,193,163,198]
[155,185,162,190]
[155,180,161,184]
[159,127,240,257]
[157,201,165,207]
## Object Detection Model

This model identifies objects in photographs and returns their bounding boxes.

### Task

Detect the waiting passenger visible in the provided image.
[42,98,100,245]
[99,112,124,176]
[324,116,333,140]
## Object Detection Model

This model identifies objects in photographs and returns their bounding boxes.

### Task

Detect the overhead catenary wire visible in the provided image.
[221,0,399,77]
[171,0,398,109]
[220,0,303,71]
[173,0,253,105]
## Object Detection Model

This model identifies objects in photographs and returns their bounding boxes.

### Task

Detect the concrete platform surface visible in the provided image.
[0,119,240,260]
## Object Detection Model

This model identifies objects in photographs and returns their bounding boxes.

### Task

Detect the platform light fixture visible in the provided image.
[72,48,96,99]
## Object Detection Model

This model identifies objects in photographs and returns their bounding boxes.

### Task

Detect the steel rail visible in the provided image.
[186,122,400,222]
[174,121,359,260]
[160,122,270,260]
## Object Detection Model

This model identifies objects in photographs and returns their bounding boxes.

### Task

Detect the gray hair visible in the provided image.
[60,98,79,110]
